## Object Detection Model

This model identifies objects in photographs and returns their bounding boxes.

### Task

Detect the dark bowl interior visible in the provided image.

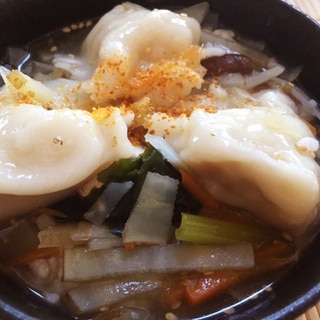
[1,0,320,319]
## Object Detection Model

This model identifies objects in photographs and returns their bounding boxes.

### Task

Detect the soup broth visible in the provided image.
[0,2,319,319]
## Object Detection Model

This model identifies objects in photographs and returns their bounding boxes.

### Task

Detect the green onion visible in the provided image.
[175,213,282,247]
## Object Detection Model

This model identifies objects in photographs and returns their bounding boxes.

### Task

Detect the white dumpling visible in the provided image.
[82,2,200,65]
[81,2,202,104]
[0,104,136,195]
[82,2,148,64]
[147,90,320,235]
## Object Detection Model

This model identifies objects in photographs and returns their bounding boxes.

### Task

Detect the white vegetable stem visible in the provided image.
[38,222,121,249]
[122,171,179,245]
[67,279,162,314]
[63,243,254,281]
[145,133,187,170]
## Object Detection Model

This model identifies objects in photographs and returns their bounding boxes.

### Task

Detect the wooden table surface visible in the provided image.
[287,0,320,23]
[285,2,320,319]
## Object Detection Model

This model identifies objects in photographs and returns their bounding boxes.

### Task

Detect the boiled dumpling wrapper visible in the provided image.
[147,89,320,235]
[82,2,200,66]
[0,104,136,222]
[81,2,202,106]
[0,104,136,194]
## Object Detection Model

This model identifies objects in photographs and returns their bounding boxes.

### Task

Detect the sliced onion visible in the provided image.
[0,66,11,83]
[291,86,320,120]
[178,2,210,24]
[281,65,303,82]
[63,243,254,281]
[52,54,94,81]
[268,77,320,120]
[145,133,186,169]
[200,30,273,67]
[219,64,285,89]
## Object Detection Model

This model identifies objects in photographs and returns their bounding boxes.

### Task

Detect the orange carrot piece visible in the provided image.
[11,247,60,267]
[255,241,294,260]
[180,169,220,210]
[254,241,296,270]
[181,169,265,223]
[184,271,244,306]
[182,242,295,307]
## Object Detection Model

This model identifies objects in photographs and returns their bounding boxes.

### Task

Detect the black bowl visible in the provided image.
[1,0,320,319]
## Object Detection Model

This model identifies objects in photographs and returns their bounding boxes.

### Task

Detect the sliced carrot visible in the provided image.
[254,241,296,270]
[255,241,294,260]
[11,247,60,267]
[123,242,136,250]
[181,242,296,307]
[183,271,245,306]
[180,169,220,210]
[180,169,258,223]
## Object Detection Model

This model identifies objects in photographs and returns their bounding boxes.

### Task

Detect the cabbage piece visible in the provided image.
[122,171,179,246]
[0,68,54,107]
[90,146,181,235]
[146,89,320,235]
[0,68,92,111]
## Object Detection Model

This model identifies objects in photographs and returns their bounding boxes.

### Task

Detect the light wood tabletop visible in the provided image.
[285,2,320,319]
[287,0,320,23]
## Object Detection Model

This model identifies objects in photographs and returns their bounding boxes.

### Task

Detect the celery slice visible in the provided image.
[175,213,282,247]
